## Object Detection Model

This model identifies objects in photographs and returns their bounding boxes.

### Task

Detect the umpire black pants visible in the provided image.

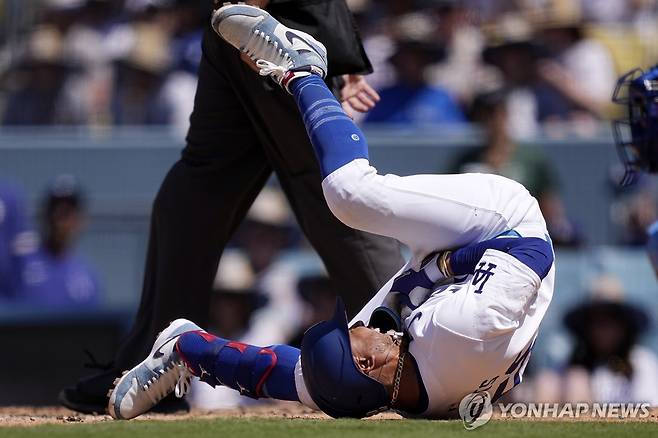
[113,28,404,369]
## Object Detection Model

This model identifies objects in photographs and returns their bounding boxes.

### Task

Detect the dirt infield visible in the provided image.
[0,403,367,427]
[1,404,657,427]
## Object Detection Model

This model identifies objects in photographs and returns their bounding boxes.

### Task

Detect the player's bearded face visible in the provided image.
[348,326,400,390]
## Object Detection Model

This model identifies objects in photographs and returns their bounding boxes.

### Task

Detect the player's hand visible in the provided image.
[389,251,451,295]
[340,75,380,118]
[386,268,433,323]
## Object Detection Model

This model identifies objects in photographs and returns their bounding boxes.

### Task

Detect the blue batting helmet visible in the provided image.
[612,64,658,185]
[300,298,390,418]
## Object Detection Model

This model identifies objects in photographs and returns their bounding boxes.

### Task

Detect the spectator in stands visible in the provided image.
[425,0,502,106]
[364,13,465,125]
[533,0,617,129]
[481,13,548,139]
[109,20,172,125]
[207,251,261,340]
[19,175,101,309]
[482,6,615,138]
[2,25,80,125]
[59,0,121,126]
[234,187,297,275]
[559,275,658,404]
[159,0,204,136]
[0,179,36,299]
[354,0,424,88]
[452,89,582,246]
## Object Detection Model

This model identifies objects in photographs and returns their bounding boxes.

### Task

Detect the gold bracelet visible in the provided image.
[438,251,453,277]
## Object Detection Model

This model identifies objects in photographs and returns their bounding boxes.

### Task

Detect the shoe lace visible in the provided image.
[256,59,287,82]
[142,360,193,405]
[243,29,292,70]
[174,364,192,399]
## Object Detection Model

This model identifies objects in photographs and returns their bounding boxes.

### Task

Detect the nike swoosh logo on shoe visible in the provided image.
[284,31,324,59]
[152,336,178,359]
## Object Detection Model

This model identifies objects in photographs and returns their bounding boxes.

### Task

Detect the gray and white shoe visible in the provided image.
[211,3,328,92]
[107,319,201,420]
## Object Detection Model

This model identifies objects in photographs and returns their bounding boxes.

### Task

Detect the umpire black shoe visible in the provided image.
[59,368,119,415]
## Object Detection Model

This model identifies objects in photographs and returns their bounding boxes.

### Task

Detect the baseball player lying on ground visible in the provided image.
[108,4,555,420]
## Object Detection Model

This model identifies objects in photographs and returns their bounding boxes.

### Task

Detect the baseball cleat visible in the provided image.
[211,3,327,92]
[107,319,202,420]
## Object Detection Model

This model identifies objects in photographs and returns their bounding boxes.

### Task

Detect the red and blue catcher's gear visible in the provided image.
[175,331,300,401]
[613,64,658,185]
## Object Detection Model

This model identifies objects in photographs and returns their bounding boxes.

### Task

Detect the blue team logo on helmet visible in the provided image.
[300,298,390,418]
[612,64,658,185]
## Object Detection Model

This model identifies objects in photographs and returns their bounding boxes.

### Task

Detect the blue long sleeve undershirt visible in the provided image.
[449,236,554,279]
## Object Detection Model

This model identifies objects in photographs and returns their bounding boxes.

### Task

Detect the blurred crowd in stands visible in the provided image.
[0,0,204,131]
[2,0,658,407]
[1,0,657,132]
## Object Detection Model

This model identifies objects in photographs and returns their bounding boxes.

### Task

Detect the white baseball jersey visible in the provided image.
[315,159,555,418]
